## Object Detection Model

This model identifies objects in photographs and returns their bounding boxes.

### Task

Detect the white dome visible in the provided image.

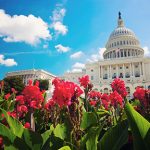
[103,12,144,59]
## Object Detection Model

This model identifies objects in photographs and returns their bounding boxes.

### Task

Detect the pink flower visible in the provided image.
[88,91,101,100]
[89,100,97,107]
[24,122,30,129]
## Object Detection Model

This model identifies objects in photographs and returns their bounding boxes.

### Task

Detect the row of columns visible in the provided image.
[99,62,145,79]
[104,49,142,59]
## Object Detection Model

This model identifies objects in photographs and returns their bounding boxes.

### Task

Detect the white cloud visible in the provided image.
[0,9,51,45]
[143,46,150,57]
[50,6,68,36]
[55,44,70,53]
[70,51,84,59]
[72,62,85,69]
[87,47,106,62]
[0,54,17,66]
[43,44,48,49]
[51,21,68,35]
[71,68,83,72]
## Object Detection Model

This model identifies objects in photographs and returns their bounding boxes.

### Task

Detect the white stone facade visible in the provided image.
[5,69,56,90]
[63,13,150,98]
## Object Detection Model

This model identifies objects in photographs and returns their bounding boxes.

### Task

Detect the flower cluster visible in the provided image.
[111,78,127,98]
[109,91,123,108]
[101,93,110,110]
[52,78,83,107]
[79,75,89,88]
[133,87,150,107]
[88,91,101,100]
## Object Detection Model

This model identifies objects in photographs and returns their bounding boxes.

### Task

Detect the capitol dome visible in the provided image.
[103,12,144,59]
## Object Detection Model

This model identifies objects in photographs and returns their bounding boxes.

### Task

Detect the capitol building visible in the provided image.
[64,12,150,98]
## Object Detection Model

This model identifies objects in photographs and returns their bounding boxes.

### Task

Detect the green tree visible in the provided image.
[3,76,25,94]
[34,79,49,91]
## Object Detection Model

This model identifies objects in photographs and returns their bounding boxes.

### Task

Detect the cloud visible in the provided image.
[72,62,85,69]
[50,5,68,36]
[70,51,84,59]
[0,9,51,45]
[71,68,83,73]
[55,44,70,53]
[87,48,106,62]
[0,54,17,66]
[143,46,150,57]
[43,44,48,49]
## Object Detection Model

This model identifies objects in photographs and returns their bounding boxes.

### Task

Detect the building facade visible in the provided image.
[64,13,150,98]
[5,69,56,90]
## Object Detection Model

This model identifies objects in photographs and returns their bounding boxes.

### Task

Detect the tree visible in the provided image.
[34,79,49,91]
[3,76,25,94]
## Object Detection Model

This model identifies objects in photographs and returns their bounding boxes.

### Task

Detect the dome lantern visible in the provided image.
[118,12,124,27]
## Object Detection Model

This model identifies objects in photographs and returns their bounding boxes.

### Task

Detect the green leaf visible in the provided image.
[58,146,71,150]
[80,112,97,130]
[99,120,128,150]
[23,128,43,150]
[0,108,24,138]
[0,123,29,150]
[86,126,103,150]
[41,125,54,146]
[97,109,110,117]
[53,124,67,140]
[125,102,150,150]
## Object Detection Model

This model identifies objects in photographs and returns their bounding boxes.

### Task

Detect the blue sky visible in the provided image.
[0,0,150,79]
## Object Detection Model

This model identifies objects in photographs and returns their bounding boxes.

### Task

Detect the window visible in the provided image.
[91,76,94,80]
[126,66,129,69]
[124,41,126,44]
[120,67,122,69]
[104,88,108,94]
[91,69,93,72]
[135,65,138,68]
[119,73,123,78]
[135,72,140,77]
[117,41,119,45]
[112,73,116,79]
[120,41,122,45]
[125,72,130,78]
[113,67,116,70]
[103,74,108,79]
[126,87,130,95]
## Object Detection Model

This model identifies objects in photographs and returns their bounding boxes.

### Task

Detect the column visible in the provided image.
[110,65,112,79]
[123,64,125,78]
[99,65,101,79]
[130,63,132,77]
[132,62,135,77]
[116,65,119,77]
[107,65,109,79]
[100,66,101,78]
[123,50,124,57]
[142,62,145,79]
[139,62,142,76]
[101,66,103,79]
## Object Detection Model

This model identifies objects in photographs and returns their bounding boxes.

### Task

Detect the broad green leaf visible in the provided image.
[41,125,54,146]
[99,120,128,150]
[0,108,24,138]
[125,102,150,150]
[23,128,43,150]
[86,126,103,150]
[0,123,29,150]
[80,112,97,130]
[54,124,67,140]
[59,146,71,150]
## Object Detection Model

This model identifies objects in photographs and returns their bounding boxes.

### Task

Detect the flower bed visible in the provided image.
[0,76,150,150]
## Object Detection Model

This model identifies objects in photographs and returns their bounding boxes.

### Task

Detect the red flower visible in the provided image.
[45,99,55,110]
[0,136,3,148]
[11,88,17,94]
[52,78,83,107]
[17,105,28,113]
[0,81,4,89]
[109,91,123,108]
[24,122,30,129]
[22,82,44,109]
[16,95,25,104]
[4,93,11,100]
[35,80,39,87]
[133,87,147,107]
[88,91,101,100]
[7,111,17,118]
[79,75,90,88]
[28,79,33,86]
[111,78,127,98]
[101,93,110,110]
[89,100,97,106]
